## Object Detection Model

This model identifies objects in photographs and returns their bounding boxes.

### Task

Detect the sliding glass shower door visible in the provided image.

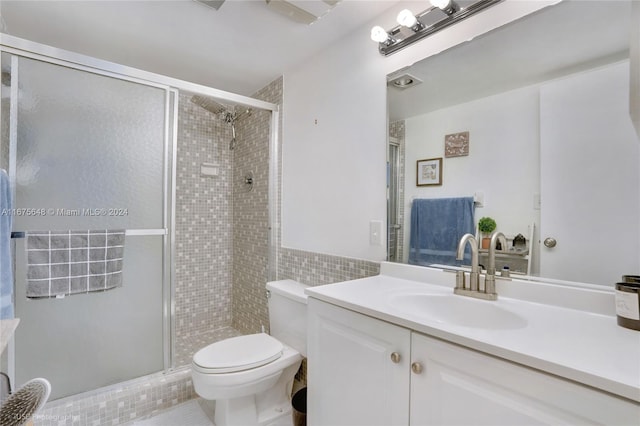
[4,53,174,400]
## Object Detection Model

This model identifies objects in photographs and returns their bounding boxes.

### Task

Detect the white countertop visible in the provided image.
[305,264,640,403]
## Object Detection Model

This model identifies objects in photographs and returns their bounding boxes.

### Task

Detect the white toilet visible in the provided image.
[191,279,308,426]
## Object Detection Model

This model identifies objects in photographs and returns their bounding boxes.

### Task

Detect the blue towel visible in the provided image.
[408,197,475,267]
[0,169,13,319]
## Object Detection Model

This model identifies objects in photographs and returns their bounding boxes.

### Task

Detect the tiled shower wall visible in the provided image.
[175,94,234,347]
[231,78,280,335]
[389,120,406,263]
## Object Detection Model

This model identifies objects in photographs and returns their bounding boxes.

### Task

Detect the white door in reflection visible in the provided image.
[540,61,640,285]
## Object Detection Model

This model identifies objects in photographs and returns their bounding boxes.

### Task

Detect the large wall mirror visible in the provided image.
[387,0,640,287]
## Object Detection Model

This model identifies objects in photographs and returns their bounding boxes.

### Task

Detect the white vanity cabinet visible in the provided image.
[410,333,638,425]
[307,297,640,426]
[307,298,411,426]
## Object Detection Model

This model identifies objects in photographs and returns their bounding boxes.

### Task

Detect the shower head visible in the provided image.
[190,94,239,151]
[190,95,228,115]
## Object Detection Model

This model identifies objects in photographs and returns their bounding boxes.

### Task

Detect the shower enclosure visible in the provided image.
[0,35,280,402]
[387,137,401,262]
[1,51,175,400]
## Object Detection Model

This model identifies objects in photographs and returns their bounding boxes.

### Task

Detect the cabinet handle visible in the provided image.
[411,362,423,374]
[390,352,401,363]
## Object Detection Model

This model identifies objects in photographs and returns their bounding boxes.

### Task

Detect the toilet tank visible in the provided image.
[266,279,308,356]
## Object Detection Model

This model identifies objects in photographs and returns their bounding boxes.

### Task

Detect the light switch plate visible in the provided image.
[370,220,383,246]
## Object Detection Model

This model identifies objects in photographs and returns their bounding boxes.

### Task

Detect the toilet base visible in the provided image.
[198,358,301,426]
[200,399,293,426]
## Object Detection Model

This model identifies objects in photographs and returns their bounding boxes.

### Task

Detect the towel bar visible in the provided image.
[10,229,167,238]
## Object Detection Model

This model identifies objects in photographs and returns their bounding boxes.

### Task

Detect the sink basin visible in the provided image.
[389,293,527,329]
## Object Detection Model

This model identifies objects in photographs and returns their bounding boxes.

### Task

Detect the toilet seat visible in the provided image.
[193,333,283,373]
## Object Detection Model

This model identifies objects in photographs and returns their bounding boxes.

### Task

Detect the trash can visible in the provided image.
[292,387,307,426]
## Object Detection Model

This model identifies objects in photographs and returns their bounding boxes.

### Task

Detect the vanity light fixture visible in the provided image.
[430,0,460,16]
[372,0,503,56]
[397,9,425,32]
[371,25,396,46]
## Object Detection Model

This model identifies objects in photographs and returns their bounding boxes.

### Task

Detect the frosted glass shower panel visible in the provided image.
[9,54,171,400]
[14,57,165,230]
[14,236,164,399]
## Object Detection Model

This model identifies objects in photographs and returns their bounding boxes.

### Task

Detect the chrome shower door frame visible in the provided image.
[0,33,281,383]
[1,48,176,394]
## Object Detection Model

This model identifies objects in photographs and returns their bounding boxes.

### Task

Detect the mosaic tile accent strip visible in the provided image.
[278,248,380,287]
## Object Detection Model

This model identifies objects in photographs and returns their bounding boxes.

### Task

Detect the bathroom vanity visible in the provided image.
[305,262,640,425]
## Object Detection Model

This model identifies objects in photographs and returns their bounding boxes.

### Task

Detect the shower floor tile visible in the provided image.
[175,326,243,368]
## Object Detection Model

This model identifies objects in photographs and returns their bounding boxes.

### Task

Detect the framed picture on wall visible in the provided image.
[416,157,442,186]
[444,131,470,157]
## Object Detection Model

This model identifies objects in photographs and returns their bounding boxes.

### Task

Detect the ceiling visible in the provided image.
[0,0,399,96]
[388,0,632,121]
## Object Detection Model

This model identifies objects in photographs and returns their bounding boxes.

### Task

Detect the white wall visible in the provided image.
[401,85,540,262]
[630,1,640,137]
[281,0,556,261]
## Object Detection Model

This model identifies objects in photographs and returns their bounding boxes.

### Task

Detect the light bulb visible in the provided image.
[397,9,417,28]
[370,26,390,43]
[430,0,451,10]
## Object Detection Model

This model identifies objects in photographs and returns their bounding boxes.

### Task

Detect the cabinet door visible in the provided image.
[307,298,411,426]
[410,333,640,426]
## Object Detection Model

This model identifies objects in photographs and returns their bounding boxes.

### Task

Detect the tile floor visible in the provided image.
[132,399,213,426]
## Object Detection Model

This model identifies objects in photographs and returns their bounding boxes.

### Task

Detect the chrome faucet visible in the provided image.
[485,231,508,297]
[455,233,479,292]
[454,233,498,301]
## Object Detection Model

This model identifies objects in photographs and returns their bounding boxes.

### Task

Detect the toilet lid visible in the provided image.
[193,333,283,373]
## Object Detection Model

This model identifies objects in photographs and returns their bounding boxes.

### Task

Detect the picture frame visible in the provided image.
[416,157,442,186]
[444,131,469,157]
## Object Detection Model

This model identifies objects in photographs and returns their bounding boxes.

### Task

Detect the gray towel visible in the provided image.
[26,230,125,298]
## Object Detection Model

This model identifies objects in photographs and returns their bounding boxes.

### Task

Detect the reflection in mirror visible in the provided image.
[387,0,640,287]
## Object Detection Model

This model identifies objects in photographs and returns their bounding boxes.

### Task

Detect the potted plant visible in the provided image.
[478,216,497,249]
